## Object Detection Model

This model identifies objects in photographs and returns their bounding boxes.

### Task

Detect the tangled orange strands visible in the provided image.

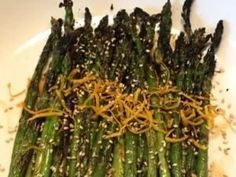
[24,107,59,115]
[162,97,181,110]
[179,92,203,106]
[27,112,64,122]
[189,139,208,150]
[32,72,220,149]
[68,68,80,79]
[55,90,72,115]
[165,128,189,143]
[180,110,204,126]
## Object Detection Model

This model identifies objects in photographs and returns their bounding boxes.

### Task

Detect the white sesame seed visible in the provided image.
[172,163,177,167]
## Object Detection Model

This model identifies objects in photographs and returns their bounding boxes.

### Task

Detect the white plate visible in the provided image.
[0,0,236,176]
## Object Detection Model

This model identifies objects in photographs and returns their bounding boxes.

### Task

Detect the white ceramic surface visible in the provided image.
[0,0,236,176]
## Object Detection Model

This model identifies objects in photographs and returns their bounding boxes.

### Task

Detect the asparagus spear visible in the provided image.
[86,20,115,172]
[182,0,194,38]
[195,20,223,177]
[50,129,70,177]
[169,32,194,177]
[164,1,210,175]
[171,32,188,177]
[121,7,159,176]
[130,8,160,177]
[137,134,148,177]
[66,7,95,177]
[88,10,134,177]
[158,0,172,65]
[88,10,145,177]
[124,130,138,177]
[122,9,149,177]
[112,138,125,177]
[97,10,139,176]
[153,1,172,176]
[32,46,72,177]
[169,27,211,177]
[8,18,60,177]
[32,2,75,176]
[146,63,170,177]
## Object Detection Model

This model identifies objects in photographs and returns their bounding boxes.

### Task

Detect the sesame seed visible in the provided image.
[50,166,56,173]
[49,139,54,143]
[98,140,102,144]
[137,170,142,173]
[173,124,178,128]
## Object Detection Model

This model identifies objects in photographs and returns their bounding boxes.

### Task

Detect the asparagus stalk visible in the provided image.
[182,0,194,38]
[67,7,95,177]
[163,1,210,175]
[109,12,137,176]
[170,28,211,177]
[89,11,134,177]
[172,32,188,177]
[195,20,223,177]
[8,18,60,177]
[86,10,131,176]
[51,131,70,177]
[122,9,151,177]
[85,20,116,176]
[122,7,159,176]
[124,131,138,177]
[32,2,75,176]
[112,138,125,177]
[130,8,161,177]
[33,50,72,177]
[170,1,208,175]
[169,32,185,177]
[137,134,148,177]
[153,1,173,176]
[146,65,171,177]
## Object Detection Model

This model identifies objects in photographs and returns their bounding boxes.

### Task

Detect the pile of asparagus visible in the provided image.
[9,0,223,177]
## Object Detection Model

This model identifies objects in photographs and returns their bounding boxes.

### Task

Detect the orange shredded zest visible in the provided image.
[33,73,220,149]
[27,112,64,122]
[162,97,180,110]
[16,101,24,108]
[179,92,202,106]
[25,146,42,152]
[189,139,208,150]
[68,68,80,79]
[55,90,72,115]
[38,78,45,94]
[24,107,61,115]
[165,128,188,143]
[165,136,189,143]
[180,110,204,126]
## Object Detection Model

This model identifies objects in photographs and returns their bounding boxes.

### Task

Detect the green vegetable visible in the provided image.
[8,18,59,177]
[196,20,223,177]
[9,1,223,177]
